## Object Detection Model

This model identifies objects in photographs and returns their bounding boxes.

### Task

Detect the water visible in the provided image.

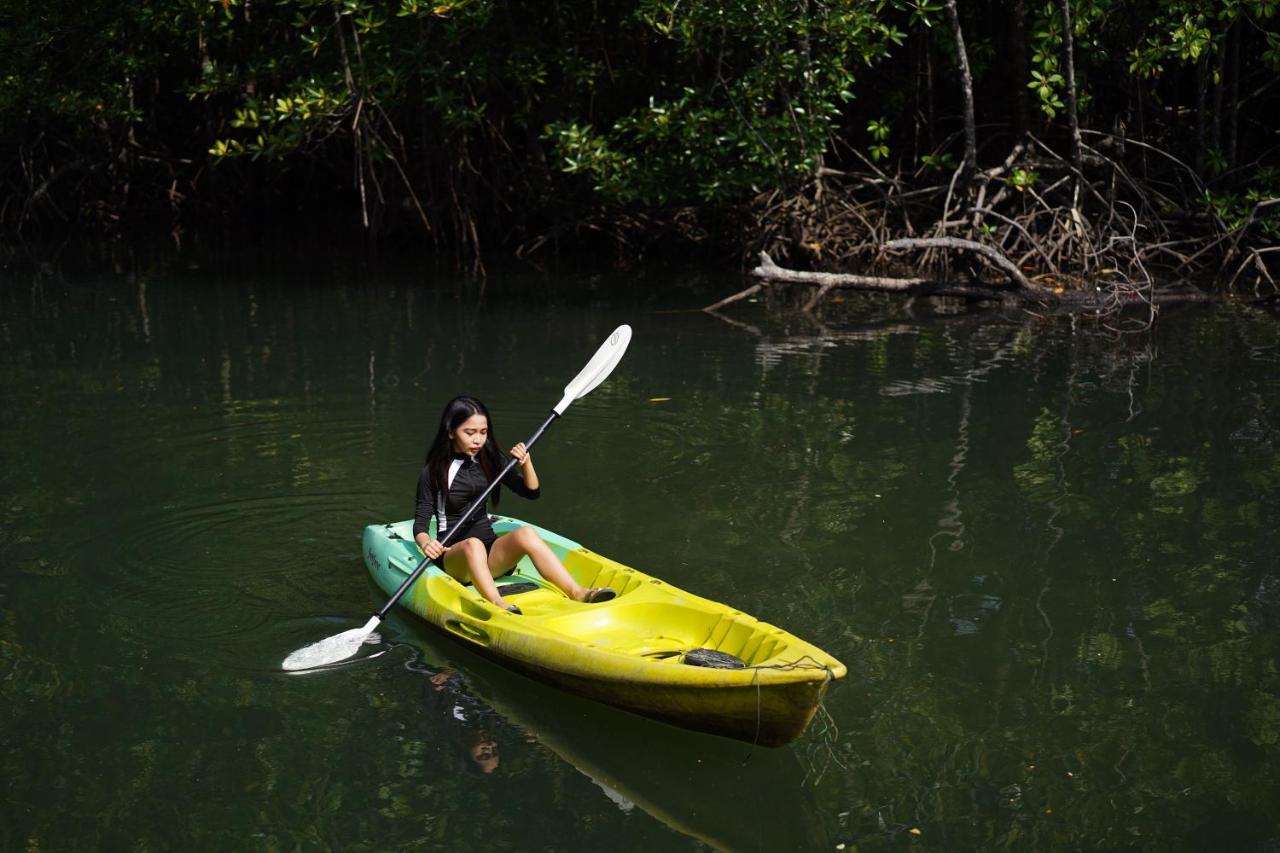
[2,261,1279,851]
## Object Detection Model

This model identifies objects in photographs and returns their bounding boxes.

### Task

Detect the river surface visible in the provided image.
[3,258,1279,851]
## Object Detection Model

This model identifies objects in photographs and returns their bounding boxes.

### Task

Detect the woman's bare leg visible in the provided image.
[444,537,509,608]
[488,527,589,600]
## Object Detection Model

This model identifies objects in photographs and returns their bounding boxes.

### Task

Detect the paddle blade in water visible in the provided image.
[282,615,382,671]
[555,325,632,414]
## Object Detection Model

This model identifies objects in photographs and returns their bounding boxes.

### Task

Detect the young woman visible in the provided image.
[413,395,616,614]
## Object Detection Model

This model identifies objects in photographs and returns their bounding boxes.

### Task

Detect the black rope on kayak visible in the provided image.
[733,656,839,767]
[751,666,763,752]
[679,651,836,673]
[742,654,835,673]
[797,669,846,786]
[675,650,832,764]
[742,660,842,771]
[733,668,765,768]
[799,701,845,786]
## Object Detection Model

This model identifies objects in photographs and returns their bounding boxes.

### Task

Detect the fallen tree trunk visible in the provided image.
[707,250,1217,315]
[728,251,1014,311]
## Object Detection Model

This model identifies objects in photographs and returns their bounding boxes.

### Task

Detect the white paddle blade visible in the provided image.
[554,324,632,415]
[282,615,382,671]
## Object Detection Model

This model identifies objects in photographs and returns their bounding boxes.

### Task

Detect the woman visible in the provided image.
[413,395,615,614]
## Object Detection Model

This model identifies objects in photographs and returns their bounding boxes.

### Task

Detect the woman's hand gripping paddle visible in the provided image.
[282,325,633,671]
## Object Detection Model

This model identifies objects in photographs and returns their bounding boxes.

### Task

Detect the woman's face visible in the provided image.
[450,413,488,456]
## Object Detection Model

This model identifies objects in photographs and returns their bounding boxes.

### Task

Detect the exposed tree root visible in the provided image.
[719,132,1277,321]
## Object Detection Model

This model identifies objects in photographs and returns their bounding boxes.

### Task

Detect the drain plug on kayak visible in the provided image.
[682,648,747,669]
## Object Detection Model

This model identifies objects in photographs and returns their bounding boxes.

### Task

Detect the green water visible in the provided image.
[3,263,1279,851]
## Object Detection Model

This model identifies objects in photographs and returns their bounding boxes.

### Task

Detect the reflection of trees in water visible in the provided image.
[702,303,1280,849]
[6,271,1280,849]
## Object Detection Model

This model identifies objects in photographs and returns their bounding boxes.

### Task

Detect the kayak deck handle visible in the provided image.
[444,619,491,646]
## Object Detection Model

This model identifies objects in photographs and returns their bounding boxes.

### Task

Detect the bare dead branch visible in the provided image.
[885,237,1035,290]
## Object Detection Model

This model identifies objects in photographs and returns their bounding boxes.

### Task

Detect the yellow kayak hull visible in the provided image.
[363,516,846,746]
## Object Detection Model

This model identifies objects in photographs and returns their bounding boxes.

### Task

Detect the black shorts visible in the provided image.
[441,526,513,584]
[448,522,496,555]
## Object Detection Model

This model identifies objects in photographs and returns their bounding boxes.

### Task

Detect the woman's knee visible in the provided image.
[513,527,543,548]
[458,537,487,561]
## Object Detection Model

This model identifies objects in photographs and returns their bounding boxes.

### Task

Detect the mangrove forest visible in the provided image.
[3,0,1278,306]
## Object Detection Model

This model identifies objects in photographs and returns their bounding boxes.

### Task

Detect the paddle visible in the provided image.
[282,324,633,671]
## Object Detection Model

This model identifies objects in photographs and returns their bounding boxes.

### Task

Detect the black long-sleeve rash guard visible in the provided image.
[413,452,540,542]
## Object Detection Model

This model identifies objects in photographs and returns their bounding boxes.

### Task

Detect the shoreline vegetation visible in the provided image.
[3,0,1277,314]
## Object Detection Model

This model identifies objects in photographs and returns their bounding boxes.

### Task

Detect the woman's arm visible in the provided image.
[503,442,541,498]
[413,467,446,557]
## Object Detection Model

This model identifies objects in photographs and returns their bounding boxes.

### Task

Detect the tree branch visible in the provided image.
[745,251,1011,303]
[885,236,1035,290]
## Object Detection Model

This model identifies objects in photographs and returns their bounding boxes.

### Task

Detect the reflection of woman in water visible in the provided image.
[429,670,511,774]
[468,730,500,774]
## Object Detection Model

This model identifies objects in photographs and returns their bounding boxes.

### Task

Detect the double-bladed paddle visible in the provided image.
[282,324,632,671]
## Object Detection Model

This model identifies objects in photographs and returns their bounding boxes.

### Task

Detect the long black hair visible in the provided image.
[423,395,505,506]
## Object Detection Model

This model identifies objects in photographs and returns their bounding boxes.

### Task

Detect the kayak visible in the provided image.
[362,516,847,746]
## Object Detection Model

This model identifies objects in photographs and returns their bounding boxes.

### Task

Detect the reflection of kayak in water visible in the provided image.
[365,516,846,746]
[388,609,836,853]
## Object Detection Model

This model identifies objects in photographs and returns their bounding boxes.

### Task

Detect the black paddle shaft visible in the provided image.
[374,409,560,620]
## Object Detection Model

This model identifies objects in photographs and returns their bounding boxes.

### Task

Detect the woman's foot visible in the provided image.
[500,602,522,615]
[576,587,616,604]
